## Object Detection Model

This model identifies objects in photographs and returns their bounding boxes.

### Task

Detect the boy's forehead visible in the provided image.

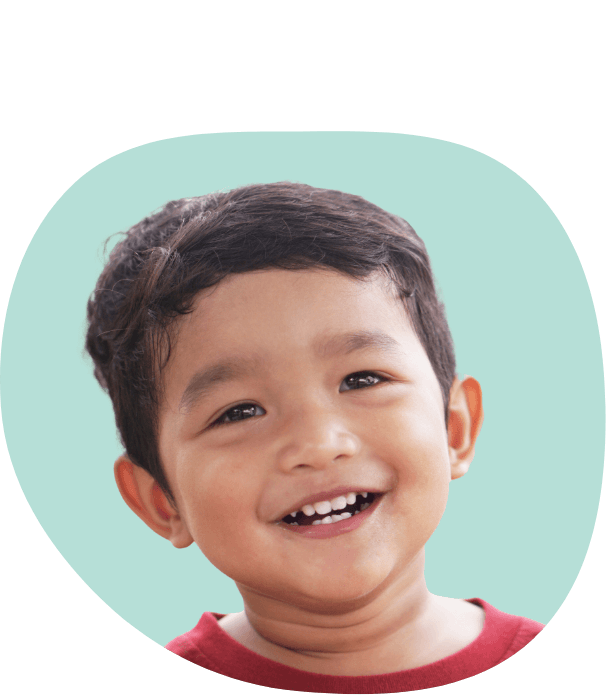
[160,269,420,407]
[196,267,397,311]
[183,268,406,346]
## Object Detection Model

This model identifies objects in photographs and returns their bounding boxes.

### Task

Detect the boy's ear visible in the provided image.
[114,456,194,549]
[447,377,483,480]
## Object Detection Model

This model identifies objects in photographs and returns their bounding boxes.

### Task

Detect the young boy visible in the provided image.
[85,182,543,693]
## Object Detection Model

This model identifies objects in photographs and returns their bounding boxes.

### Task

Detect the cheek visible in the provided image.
[175,449,263,560]
[372,400,451,514]
[368,393,449,467]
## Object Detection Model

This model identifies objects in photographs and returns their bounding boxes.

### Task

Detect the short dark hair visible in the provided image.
[86,182,456,507]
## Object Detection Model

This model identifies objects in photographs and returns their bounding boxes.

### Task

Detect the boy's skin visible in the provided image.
[115,267,484,676]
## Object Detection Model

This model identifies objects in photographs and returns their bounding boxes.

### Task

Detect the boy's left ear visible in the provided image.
[447,376,483,480]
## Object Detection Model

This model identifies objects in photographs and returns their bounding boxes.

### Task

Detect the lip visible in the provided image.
[280,493,382,539]
[276,485,386,521]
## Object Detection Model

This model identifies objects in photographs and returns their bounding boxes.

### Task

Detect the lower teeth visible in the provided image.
[286,493,376,527]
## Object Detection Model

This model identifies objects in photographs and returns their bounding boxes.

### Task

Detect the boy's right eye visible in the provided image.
[210,403,263,427]
[210,372,389,428]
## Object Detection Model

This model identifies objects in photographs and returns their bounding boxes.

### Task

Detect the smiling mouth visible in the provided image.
[281,492,380,527]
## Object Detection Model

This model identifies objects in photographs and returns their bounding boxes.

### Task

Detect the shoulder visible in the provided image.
[165,612,227,668]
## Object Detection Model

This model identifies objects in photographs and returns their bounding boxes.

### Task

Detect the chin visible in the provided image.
[283,565,392,613]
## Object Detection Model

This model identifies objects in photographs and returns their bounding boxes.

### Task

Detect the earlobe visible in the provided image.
[114,456,194,548]
[447,377,484,480]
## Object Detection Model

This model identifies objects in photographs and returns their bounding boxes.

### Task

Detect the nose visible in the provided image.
[274,402,361,473]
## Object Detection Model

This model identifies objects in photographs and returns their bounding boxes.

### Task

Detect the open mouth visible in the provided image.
[282,492,380,527]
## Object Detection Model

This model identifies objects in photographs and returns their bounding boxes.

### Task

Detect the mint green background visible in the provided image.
[1,133,603,646]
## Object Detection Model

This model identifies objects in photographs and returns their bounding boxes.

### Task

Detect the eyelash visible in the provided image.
[209,371,387,428]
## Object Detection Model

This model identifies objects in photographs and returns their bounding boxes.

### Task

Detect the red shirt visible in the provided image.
[166,598,543,693]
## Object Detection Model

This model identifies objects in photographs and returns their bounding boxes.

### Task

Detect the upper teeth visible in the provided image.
[294,492,369,518]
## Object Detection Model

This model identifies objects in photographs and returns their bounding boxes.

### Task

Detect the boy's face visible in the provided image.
[157,268,454,609]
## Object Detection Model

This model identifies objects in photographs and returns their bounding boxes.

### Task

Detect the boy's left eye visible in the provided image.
[210,372,389,427]
[339,371,385,391]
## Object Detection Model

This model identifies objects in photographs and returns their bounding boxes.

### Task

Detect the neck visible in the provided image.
[221,550,477,676]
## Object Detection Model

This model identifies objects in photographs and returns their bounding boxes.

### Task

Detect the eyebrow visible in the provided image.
[178,330,401,414]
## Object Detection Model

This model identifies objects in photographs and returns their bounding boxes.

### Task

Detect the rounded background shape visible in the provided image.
[1,132,603,646]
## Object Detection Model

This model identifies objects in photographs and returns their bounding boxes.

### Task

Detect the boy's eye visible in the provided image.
[210,372,388,427]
